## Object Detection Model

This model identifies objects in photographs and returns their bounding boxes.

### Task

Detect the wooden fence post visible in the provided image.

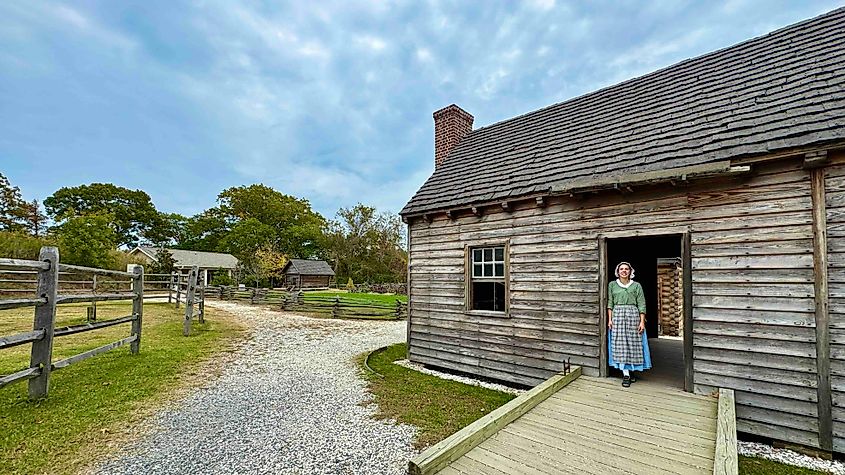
[168,272,174,304]
[332,296,340,318]
[29,246,59,400]
[176,273,182,307]
[395,299,402,319]
[90,274,97,321]
[183,267,197,336]
[198,285,205,324]
[128,264,143,354]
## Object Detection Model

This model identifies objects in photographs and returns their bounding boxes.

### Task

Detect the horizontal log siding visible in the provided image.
[408,158,824,449]
[827,164,845,453]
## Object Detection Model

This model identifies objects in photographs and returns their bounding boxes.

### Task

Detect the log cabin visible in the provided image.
[282,258,335,289]
[400,8,845,453]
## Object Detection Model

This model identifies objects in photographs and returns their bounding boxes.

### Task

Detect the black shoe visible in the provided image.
[629,375,638,383]
[622,376,631,388]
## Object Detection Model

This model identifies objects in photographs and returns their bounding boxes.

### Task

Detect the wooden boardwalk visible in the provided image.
[437,376,718,475]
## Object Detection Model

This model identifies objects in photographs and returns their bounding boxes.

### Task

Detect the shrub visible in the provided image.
[346,277,355,291]
[0,231,54,259]
[210,273,233,286]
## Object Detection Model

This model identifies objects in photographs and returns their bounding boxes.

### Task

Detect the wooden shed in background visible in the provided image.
[282,259,335,289]
[401,8,845,454]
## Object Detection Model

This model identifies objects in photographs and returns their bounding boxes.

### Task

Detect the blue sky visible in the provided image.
[1,1,842,219]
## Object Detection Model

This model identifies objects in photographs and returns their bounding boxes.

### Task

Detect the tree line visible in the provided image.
[0,173,407,285]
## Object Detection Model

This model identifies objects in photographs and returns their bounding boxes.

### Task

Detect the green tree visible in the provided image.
[220,218,276,261]
[325,204,407,284]
[20,199,48,237]
[43,183,160,247]
[149,248,177,275]
[0,173,29,233]
[56,214,117,268]
[143,212,187,246]
[217,185,326,258]
[177,208,228,252]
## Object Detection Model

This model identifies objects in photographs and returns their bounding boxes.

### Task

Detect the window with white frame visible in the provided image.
[470,245,506,312]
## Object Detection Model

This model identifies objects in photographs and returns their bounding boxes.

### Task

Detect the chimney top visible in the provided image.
[433,104,474,168]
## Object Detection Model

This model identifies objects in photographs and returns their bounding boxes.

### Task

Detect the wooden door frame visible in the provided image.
[598,233,694,393]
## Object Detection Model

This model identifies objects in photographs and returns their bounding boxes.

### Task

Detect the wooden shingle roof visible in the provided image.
[283,259,335,276]
[136,247,238,269]
[401,7,845,216]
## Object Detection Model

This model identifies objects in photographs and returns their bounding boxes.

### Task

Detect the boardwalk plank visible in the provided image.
[567,379,718,416]
[449,455,509,475]
[540,396,717,440]
[512,417,710,475]
[528,403,717,455]
[481,436,590,475]
[432,375,720,475]
[551,392,718,433]
[485,427,637,475]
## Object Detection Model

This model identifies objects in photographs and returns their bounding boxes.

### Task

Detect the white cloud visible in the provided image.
[526,0,556,11]
[416,47,433,62]
[356,34,388,51]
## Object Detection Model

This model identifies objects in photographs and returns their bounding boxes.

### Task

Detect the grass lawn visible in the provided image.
[0,301,246,475]
[362,344,825,474]
[739,455,826,474]
[305,290,407,305]
[361,343,515,448]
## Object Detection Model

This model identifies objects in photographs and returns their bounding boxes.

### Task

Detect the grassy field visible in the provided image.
[305,290,407,305]
[362,344,824,474]
[0,301,245,475]
[361,343,515,448]
[739,455,825,474]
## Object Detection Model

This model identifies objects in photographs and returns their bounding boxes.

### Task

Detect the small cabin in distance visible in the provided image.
[401,8,845,455]
[282,259,335,289]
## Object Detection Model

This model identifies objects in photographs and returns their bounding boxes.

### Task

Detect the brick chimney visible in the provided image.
[433,104,473,168]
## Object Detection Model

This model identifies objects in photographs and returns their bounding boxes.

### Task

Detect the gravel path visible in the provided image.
[96,301,417,475]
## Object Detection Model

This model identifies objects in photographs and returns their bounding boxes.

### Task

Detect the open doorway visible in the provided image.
[604,234,687,390]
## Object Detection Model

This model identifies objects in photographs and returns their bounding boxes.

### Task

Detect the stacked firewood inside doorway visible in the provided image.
[657,258,683,337]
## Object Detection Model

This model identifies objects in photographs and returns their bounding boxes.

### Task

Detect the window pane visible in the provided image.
[484,248,493,261]
[495,263,504,277]
[494,247,504,261]
[472,281,507,312]
[473,249,482,263]
[473,264,482,277]
[493,282,506,311]
[484,264,494,277]
[472,281,494,311]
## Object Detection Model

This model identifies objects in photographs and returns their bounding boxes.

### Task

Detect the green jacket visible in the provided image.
[608,280,646,314]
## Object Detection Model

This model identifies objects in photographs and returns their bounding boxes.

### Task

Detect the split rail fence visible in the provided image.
[207,286,407,320]
[0,247,144,399]
[146,269,206,336]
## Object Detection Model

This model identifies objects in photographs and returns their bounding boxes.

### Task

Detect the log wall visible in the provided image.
[407,157,829,449]
[826,166,845,452]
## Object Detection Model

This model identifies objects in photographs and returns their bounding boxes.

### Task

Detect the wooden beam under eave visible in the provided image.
[804,150,830,169]
[445,210,454,221]
[535,196,546,208]
[471,206,482,217]
[501,202,511,212]
[810,168,833,452]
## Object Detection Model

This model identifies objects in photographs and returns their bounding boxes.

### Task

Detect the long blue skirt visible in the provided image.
[608,331,652,371]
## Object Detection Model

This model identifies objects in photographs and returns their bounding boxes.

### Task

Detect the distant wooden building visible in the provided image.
[129,246,238,284]
[282,259,335,289]
[401,9,845,453]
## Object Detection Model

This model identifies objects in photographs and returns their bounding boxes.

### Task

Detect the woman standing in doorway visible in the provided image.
[608,262,652,387]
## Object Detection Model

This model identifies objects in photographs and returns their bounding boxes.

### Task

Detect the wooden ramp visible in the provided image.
[410,369,737,475]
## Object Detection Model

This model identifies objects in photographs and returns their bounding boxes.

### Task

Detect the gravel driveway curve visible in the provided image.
[96,301,417,475]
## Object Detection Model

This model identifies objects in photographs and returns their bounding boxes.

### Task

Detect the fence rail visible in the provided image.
[0,247,144,398]
[208,286,407,320]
